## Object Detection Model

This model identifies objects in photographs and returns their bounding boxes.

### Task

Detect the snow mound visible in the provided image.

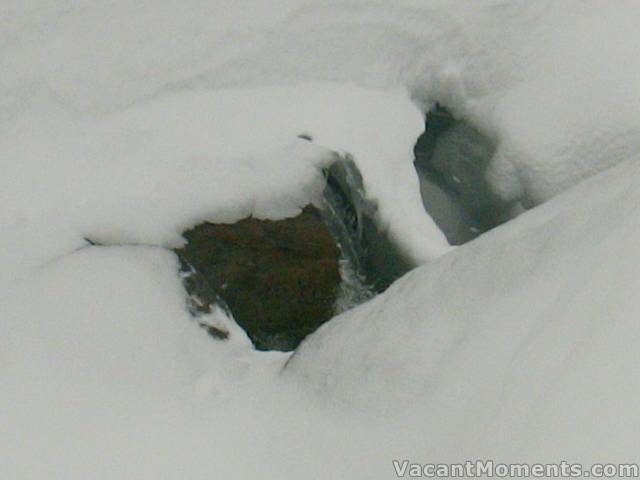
[286,156,640,460]
[0,83,447,292]
[6,1,640,273]
[135,0,640,208]
[4,0,640,477]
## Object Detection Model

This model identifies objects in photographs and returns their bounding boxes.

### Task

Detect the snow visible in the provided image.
[0,245,278,478]
[0,244,393,478]
[3,0,640,478]
[287,157,640,464]
[0,83,445,290]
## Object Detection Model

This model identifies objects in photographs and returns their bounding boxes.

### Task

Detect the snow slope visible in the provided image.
[287,156,640,464]
[3,0,640,478]
[4,146,640,480]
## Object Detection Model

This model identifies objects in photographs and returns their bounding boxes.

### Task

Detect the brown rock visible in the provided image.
[176,205,341,351]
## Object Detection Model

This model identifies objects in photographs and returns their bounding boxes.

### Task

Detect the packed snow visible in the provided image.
[3,0,640,478]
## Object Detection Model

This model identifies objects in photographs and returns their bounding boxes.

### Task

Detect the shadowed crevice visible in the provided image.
[414,105,515,244]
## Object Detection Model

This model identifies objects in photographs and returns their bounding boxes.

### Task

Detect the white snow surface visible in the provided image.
[287,157,640,462]
[3,0,640,478]
[0,83,444,290]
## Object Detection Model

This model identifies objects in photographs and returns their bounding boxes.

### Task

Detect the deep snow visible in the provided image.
[3,0,640,478]
[287,156,640,463]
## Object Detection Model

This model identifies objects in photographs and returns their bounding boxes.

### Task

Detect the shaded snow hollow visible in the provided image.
[3,1,640,478]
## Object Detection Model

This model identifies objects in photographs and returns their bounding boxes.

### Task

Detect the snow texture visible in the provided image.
[3,0,640,478]
[287,157,640,463]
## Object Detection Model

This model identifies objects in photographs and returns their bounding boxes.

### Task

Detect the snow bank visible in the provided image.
[4,0,640,478]
[6,151,637,479]
[286,156,640,462]
[0,244,403,479]
[0,83,446,291]
[7,1,640,270]
[180,0,640,208]
[0,246,235,477]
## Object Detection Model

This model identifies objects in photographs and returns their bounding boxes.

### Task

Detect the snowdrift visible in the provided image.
[3,0,640,478]
[287,156,640,463]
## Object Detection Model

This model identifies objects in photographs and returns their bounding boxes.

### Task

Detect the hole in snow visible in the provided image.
[175,155,412,352]
[414,104,515,245]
